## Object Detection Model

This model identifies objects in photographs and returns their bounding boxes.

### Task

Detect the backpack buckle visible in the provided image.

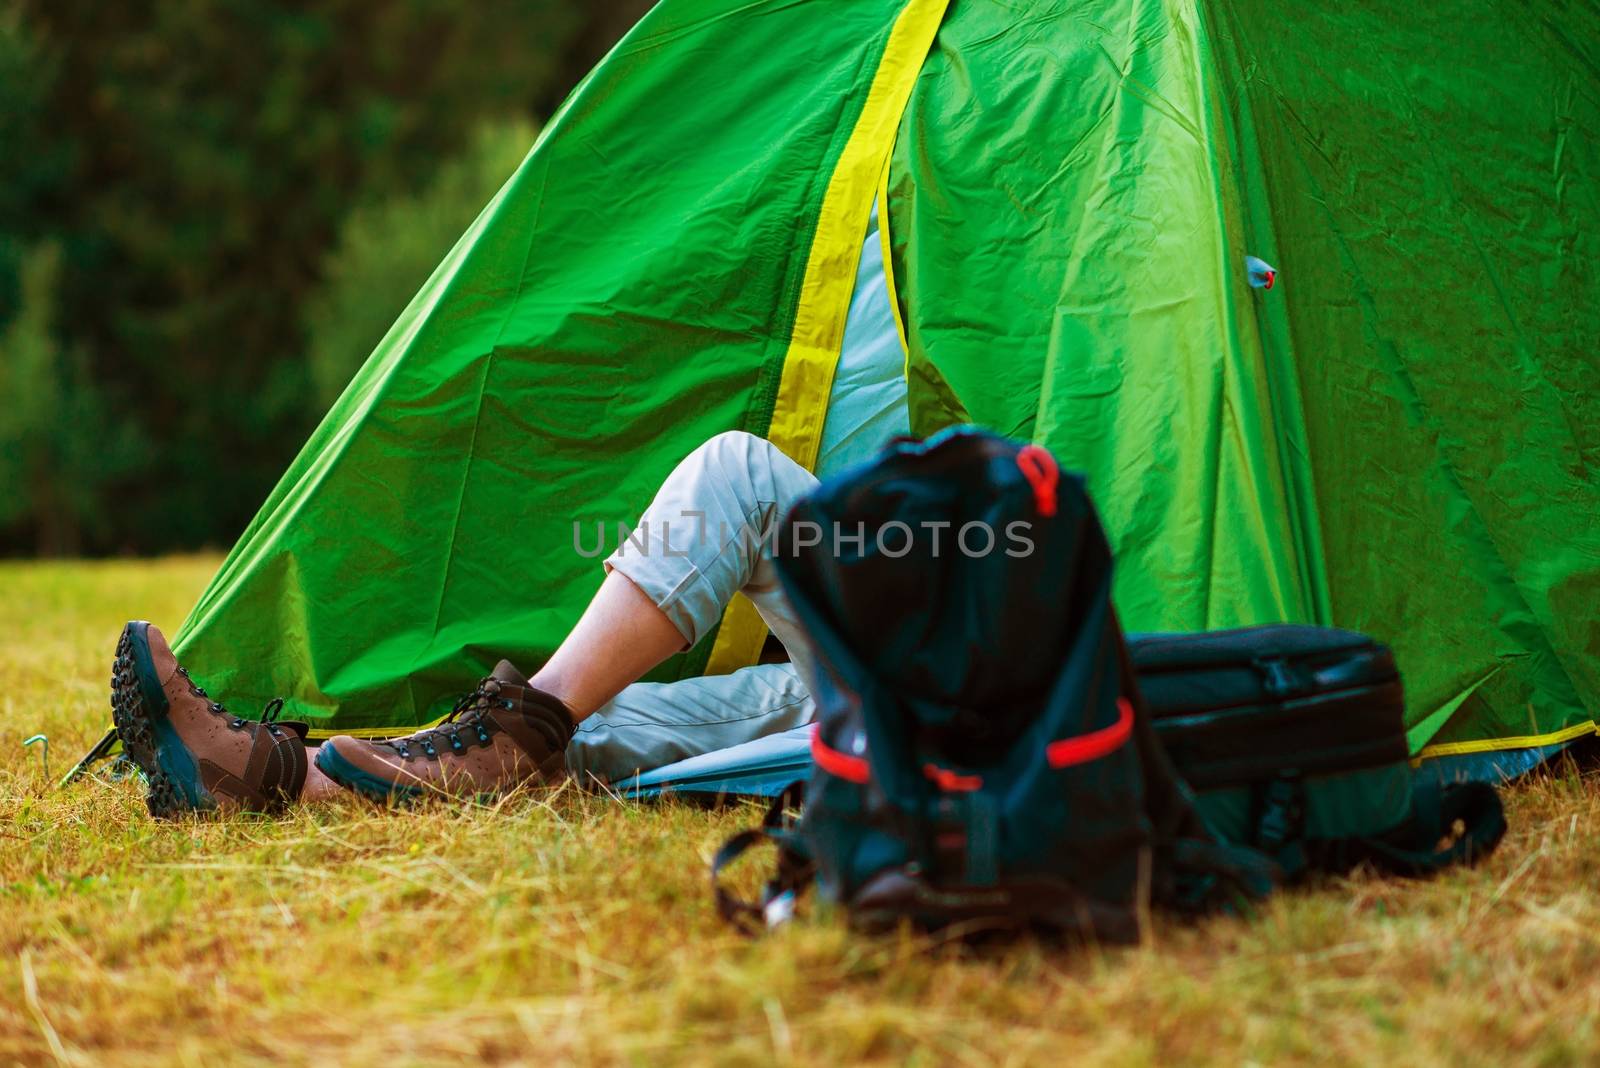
[1255,773,1305,854]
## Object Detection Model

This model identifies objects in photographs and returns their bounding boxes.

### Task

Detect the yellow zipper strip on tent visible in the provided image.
[1415,719,1597,762]
[703,0,947,677]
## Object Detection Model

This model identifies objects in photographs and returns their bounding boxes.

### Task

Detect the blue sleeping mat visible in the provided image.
[620,725,811,800]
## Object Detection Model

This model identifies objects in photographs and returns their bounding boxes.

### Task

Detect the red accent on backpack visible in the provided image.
[1046,697,1134,768]
[923,764,983,792]
[811,724,870,783]
[1016,445,1059,517]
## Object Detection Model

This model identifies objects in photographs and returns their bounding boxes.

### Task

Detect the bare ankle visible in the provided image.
[300,752,347,803]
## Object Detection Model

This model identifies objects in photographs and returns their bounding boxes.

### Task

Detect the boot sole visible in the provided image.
[314,742,428,805]
[111,622,217,819]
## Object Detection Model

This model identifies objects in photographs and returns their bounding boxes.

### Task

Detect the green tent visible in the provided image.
[168,0,1598,764]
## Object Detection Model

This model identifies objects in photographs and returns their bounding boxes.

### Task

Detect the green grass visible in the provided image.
[2,558,1599,1065]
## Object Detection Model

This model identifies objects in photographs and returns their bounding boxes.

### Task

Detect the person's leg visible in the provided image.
[528,570,687,720]
[552,431,826,782]
[567,662,816,784]
[595,430,822,688]
[301,759,347,802]
[316,430,821,801]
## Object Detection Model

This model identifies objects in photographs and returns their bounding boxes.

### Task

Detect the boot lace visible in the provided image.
[383,678,506,761]
[176,667,289,737]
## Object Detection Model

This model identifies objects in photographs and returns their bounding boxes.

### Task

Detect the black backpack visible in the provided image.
[714,428,1273,939]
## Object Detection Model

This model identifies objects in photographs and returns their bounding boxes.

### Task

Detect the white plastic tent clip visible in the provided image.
[1246,256,1278,290]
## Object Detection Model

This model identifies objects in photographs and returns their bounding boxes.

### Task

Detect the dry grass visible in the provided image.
[1,557,1598,1066]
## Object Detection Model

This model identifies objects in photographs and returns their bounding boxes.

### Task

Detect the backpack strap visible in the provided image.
[1244,768,1505,880]
[1112,617,1283,912]
[710,784,815,933]
[1166,836,1281,912]
[1306,780,1506,877]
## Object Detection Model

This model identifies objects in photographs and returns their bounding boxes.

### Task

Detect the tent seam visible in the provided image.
[425,171,546,653]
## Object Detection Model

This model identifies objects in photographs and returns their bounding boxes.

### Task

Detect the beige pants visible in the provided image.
[566,431,823,783]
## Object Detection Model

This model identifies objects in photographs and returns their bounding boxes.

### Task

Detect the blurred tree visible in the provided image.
[305,118,538,407]
[0,6,69,324]
[2,0,635,555]
[0,244,147,554]
[0,245,66,550]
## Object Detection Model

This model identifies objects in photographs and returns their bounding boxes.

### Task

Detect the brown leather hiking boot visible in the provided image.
[110,621,310,819]
[315,661,574,802]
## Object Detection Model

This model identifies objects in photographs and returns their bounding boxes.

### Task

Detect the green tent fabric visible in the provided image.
[169,0,1597,761]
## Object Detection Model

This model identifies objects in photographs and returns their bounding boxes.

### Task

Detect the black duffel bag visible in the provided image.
[1130,624,1506,880]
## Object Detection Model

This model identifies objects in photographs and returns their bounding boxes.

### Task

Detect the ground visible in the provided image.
[1,558,1597,1066]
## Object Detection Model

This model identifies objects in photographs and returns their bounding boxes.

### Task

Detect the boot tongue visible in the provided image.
[490,660,529,687]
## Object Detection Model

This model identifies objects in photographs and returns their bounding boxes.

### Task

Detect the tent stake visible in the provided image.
[60,728,118,787]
